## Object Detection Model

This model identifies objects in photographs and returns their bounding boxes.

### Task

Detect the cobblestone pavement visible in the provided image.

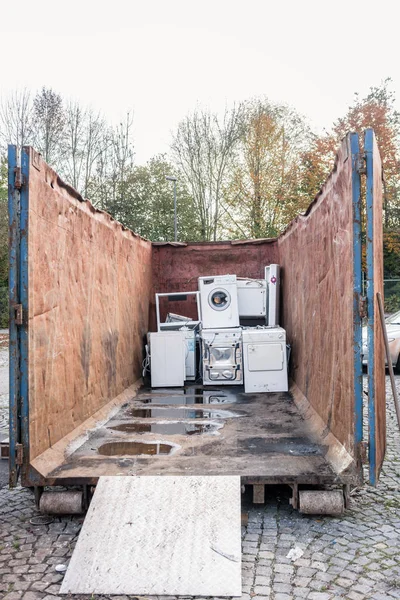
[0,344,399,599]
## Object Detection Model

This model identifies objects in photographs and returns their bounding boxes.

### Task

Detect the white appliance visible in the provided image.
[237,278,267,317]
[198,274,239,329]
[149,331,185,388]
[183,329,196,381]
[242,327,288,393]
[265,264,280,326]
[201,328,243,385]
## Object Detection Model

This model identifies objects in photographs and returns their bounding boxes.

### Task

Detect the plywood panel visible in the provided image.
[60,476,242,596]
[27,149,153,460]
[278,136,355,455]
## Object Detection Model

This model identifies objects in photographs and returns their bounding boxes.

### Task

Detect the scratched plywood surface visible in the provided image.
[371,132,386,478]
[278,136,355,455]
[27,148,153,460]
[60,476,242,596]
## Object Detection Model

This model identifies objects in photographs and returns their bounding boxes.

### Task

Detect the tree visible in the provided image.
[32,87,65,166]
[104,155,200,242]
[60,102,109,198]
[223,99,311,238]
[171,105,245,241]
[301,79,400,229]
[0,88,34,148]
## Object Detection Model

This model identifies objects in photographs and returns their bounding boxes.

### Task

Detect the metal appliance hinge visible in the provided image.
[356,154,366,175]
[14,304,23,326]
[16,443,24,466]
[14,166,23,189]
[359,296,367,319]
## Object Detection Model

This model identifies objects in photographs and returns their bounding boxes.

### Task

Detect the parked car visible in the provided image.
[362,309,400,373]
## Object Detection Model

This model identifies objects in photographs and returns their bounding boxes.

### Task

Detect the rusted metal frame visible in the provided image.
[364,129,377,486]
[19,148,30,483]
[8,145,21,487]
[351,133,363,450]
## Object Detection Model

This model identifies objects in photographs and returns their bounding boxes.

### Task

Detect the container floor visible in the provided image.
[36,384,359,485]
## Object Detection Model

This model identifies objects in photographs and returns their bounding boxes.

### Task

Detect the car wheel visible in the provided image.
[394,353,400,375]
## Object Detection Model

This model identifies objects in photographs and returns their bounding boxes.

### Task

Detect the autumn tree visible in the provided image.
[301,79,400,229]
[223,99,311,238]
[171,105,245,241]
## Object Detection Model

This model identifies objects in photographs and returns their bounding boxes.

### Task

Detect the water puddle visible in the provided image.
[98,441,175,456]
[109,422,219,435]
[126,407,238,419]
[137,388,239,405]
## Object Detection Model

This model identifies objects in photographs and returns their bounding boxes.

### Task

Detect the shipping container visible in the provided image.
[7,130,386,514]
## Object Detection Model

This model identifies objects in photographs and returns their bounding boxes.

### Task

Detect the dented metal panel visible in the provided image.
[365,129,386,485]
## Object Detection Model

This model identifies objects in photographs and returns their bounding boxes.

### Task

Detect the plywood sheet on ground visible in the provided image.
[60,475,241,596]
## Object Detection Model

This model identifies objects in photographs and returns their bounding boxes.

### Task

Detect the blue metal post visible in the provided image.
[19,148,30,472]
[364,128,376,485]
[351,133,363,447]
[8,145,19,486]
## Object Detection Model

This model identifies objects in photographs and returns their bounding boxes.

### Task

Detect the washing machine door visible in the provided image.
[203,338,243,384]
[208,288,231,311]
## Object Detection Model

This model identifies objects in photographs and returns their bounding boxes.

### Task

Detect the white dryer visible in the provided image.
[202,328,243,385]
[242,327,288,393]
[198,274,239,329]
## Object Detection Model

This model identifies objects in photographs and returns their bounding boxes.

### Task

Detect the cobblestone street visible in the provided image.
[1,336,400,600]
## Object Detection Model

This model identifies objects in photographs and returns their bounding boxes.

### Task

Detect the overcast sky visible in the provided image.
[1,0,398,163]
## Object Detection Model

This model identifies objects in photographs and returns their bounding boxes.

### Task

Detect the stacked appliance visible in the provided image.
[199,275,243,385]
[148,265,288,393]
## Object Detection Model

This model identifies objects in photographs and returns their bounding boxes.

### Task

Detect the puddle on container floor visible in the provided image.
[138,388,238,405]
[126,407,236,419]
[98,441,174,456]
[109,422,219,435]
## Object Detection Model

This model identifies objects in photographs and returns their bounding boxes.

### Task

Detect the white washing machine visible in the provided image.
[202,328,243,385]
[198,274,239,329]
[242,327,288,393]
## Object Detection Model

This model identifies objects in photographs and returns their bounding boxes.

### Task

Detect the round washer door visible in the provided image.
[208,288,231,311]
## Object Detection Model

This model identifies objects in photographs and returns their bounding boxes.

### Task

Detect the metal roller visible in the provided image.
[39,491,83,515]
[299,490,344,515]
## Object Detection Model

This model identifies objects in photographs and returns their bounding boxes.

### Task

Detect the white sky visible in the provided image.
[1,0,399,163]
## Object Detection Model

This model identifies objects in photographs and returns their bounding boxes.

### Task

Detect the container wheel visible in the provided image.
[299,490,344,516]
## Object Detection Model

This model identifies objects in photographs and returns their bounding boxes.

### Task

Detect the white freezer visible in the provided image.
[149,331,186,388]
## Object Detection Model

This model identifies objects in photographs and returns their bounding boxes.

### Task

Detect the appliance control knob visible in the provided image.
[278,334,283,339]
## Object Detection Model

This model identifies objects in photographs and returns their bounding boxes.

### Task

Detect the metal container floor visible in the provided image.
[37,384,358,484]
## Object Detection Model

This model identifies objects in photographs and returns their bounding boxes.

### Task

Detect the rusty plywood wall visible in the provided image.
[27,148,153,460]
[151,241,279,324]
[278,136,355,455]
